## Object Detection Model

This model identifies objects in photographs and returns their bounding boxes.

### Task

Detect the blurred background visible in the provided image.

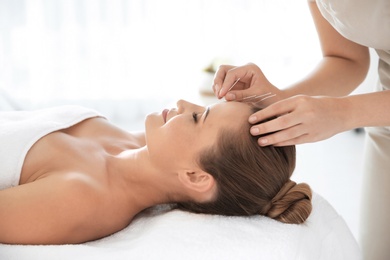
[0,0,379,244]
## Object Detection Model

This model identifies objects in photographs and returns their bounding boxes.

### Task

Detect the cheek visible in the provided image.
[146,117,196,169]
[163,120,194,152]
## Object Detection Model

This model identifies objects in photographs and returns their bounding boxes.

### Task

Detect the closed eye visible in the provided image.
[192,112,199,123]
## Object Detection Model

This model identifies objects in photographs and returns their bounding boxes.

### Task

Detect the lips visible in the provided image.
[162,109,169,123]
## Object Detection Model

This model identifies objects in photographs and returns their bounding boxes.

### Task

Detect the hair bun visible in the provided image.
[266,180,312,224]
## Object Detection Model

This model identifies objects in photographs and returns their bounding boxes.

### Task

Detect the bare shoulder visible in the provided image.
[64,117,145,148]
[0,173,125,244]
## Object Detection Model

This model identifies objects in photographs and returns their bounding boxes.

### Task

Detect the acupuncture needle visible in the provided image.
[256,93,276,102]
[242,92,273,101]
[242,93,276,108]
[227,78,241,92]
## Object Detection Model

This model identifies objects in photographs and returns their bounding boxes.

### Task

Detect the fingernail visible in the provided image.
[250,127,259,135]
[226,93,236,100]
[249,116,257,123]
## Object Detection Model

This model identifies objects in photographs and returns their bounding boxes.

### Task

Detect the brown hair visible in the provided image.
[178,110,312,224]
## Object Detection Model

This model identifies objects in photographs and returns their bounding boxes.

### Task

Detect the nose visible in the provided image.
[176,99,188,113]
[176,99,204,114]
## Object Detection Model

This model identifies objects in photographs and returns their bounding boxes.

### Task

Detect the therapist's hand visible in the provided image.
[213,63,284,106]
[249,95,348,146]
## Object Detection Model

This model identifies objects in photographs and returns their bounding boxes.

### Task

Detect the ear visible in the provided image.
[178,170,215,195]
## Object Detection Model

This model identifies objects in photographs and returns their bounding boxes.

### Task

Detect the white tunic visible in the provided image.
[310,0,390,258]
[315,0,390,89]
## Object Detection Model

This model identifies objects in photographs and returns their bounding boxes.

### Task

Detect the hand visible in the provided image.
[212,63,284,106]
[249,95,349,146]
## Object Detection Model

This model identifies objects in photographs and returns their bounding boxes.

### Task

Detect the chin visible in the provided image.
[145,112,161,132]
[144,113,154,129]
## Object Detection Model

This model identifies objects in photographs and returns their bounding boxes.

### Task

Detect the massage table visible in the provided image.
[0,193,361,260]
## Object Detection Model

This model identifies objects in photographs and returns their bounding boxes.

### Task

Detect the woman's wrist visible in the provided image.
[340,90,390,130]
[337,96,358,132]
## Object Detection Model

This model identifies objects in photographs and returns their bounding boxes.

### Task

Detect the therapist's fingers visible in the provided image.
[216,63,262,99]
[216,68,249,99]
[250,112,300,137]
[250,95,346,146]
[255,123,307,146]
[249,98,295,125]
[212,65,235,97]
[247,97,303,146]
[272,134,310,147]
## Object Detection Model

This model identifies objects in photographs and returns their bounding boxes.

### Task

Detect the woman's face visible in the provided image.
[145,100,252,171]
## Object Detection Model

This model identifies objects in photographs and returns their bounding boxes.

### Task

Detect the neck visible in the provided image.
[107,147,181,213]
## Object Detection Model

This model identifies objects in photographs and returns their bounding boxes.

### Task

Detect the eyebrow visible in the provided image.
[203,107,210,123]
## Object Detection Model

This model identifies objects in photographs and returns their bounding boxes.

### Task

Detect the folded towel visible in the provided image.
[0,193,361,260]
[0,105,101,190]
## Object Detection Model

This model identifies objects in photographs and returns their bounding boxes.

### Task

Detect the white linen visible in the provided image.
[0,193,361,260]
[0,105,101,190]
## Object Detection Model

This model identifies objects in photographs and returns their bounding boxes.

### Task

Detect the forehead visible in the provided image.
[204,101,252,134]
[210,101,252,118]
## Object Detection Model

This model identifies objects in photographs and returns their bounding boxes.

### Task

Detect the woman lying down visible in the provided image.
[0,100,312,245]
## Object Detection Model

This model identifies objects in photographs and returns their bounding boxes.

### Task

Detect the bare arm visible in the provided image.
[0,175,105,245]
[247,1,389,146]
[344,90,390,129]
[283,1,370,97]
[214,1,385,146]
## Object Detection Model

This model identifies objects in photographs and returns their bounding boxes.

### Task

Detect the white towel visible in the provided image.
[0,193,362,260]
[0,105,101,190]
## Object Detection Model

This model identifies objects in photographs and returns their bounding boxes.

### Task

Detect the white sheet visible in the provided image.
[0,193,361,260]
[0,105,101,190]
